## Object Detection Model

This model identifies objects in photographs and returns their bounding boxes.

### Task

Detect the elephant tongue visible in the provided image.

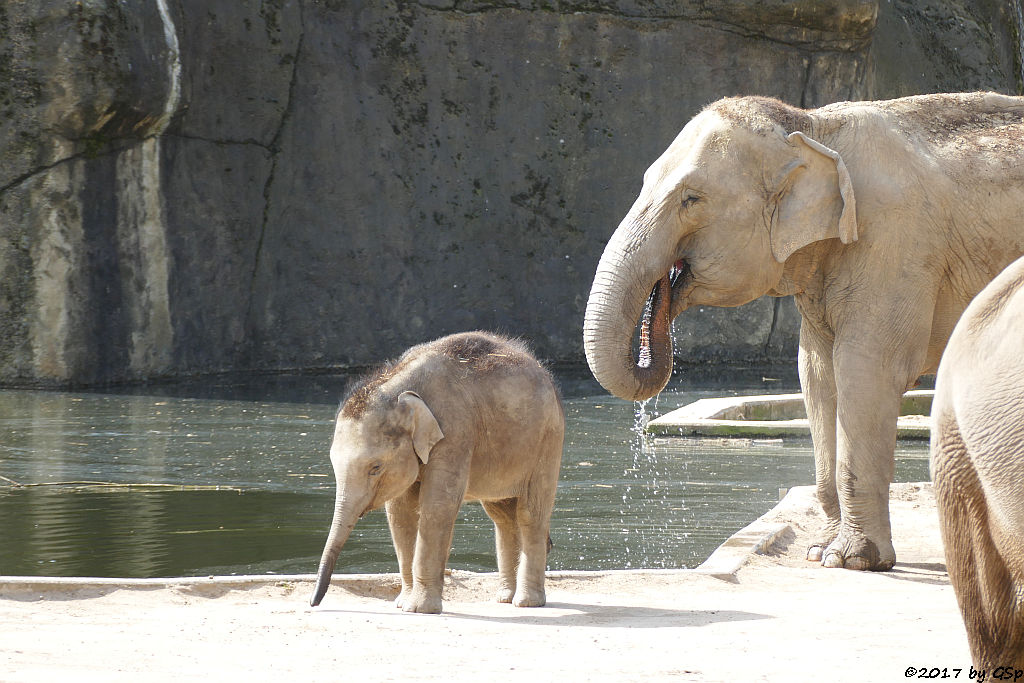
[637,273,672,369]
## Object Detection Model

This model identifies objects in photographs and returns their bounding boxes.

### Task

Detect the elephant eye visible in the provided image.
[681,194,700,209]
[369,463,382,476]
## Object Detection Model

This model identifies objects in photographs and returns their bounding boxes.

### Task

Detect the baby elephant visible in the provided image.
[309,331,564,614]
[931,255,1024,669]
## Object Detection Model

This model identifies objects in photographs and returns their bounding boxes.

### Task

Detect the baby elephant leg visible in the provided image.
[386,484,420,610]
[405,490,463,614]
[513,480,558,608]
[482,499,521,603]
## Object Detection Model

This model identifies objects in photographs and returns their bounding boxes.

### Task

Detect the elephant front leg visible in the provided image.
[385,483,419,610]
[798,326,841,562]
[403,462,468,614]
[822,349,903,571]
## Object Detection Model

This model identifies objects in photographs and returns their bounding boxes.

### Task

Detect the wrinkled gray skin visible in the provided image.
[584,93,1024,571]
[310,331,564,614]
[931,255,1024,669]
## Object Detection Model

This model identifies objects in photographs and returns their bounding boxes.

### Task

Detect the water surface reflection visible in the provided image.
[0,370,931,577]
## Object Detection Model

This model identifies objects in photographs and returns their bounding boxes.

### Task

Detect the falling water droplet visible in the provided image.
[632,399,650,436]
[621,399,660,566]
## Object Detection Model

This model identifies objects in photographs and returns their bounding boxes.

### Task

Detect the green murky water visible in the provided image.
[0,370,931,577]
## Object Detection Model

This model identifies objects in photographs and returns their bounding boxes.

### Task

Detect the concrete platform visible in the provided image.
[0,482,969,681]
[647,390,934,439]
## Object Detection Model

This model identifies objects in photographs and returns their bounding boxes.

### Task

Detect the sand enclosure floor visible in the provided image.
[1,484,969,682]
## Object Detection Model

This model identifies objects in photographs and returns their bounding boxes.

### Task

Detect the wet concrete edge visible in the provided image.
[647,391,933,439]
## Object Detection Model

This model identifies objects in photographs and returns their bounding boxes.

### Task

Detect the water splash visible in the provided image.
[619,309,688,567]
[619,397,676,567]
[631,398,652,448]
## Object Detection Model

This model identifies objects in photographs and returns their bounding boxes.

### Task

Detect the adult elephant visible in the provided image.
[931,254,1024,668]
[583,92,1024,570]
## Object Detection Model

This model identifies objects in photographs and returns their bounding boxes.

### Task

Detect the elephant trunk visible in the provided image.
[584,229,682,402]
[309,487,362,607]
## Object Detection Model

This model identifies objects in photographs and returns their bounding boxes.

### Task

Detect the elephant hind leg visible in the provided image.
[482,498,520,603]
[511,477,558,608]
[933,417,1024,669]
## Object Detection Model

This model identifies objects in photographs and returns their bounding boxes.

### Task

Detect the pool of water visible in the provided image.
[0,368,931,577]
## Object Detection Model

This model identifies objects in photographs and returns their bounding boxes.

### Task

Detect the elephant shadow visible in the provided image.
[876,561,950,587]
[318,602,772,628]
[446,603,773,628]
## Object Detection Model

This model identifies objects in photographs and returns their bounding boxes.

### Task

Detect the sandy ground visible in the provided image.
[0,484,971,682]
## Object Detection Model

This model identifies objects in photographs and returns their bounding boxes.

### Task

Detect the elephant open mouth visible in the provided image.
[637,260,691,368]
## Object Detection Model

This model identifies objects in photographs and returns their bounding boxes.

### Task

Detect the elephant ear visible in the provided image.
[397,391,444,464]
[769,131,858,263]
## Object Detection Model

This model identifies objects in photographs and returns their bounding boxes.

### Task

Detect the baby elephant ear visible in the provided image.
[770,131,858,263]
[397,391,444,464]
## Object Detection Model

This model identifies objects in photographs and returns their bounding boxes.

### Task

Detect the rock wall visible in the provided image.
[0,0,1020,385]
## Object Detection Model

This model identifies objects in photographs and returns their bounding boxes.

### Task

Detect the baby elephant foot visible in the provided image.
[512,587,546,608]
[820,530,895,571]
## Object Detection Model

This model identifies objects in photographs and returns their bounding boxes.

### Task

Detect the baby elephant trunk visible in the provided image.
[309,494,360,607]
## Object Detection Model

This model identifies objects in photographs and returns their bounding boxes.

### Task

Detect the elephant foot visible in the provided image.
[400,587,443,614]
[402,597,442,614]
[512,587,546,608]
[495,587,515,604]
[819,530,895,571]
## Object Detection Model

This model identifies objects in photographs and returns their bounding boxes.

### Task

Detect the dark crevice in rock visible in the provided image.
[166,133,272,153]
[689,19,873,53]
[763,297,782,359]
[0,137,147,195]
[246,0,305,327]
[412,0,877,51]
[800,58,813,108]
[0,159,75,196]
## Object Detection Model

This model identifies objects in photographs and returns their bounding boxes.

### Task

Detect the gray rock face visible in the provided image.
[0,0,1019,385]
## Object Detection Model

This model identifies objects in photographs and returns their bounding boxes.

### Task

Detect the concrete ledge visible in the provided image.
[691,484,821,578]
[693,521,792,579]
[647,389,934,439]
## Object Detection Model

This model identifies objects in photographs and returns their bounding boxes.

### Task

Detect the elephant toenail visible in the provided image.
[822,552,845,568]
